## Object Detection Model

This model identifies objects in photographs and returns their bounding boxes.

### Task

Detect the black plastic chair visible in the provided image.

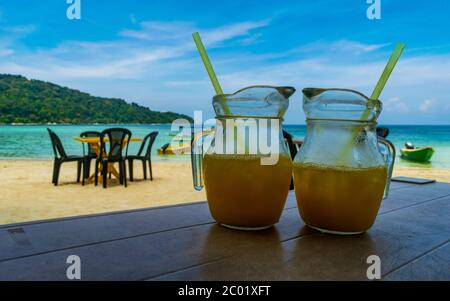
[80,131,100,179]
[127,131,159,181]
[376,127,390,138]
[95,128,131,188]
[47,128,85,186]
[283,130,300,190]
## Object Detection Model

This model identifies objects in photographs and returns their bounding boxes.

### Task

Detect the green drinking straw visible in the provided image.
[339,42,406,164]
[360,42,405,122]
[370,42,405,102]
[192,32,224,95]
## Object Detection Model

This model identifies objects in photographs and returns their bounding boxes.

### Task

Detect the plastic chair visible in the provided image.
[95,128,131,188]
[47,128,85,186]
[80,131,100,179]
[127,131,159,181]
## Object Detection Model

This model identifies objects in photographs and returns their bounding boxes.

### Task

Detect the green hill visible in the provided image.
[0,74,192,124]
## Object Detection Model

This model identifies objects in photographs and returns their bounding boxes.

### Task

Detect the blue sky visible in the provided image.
[0,0,449,124]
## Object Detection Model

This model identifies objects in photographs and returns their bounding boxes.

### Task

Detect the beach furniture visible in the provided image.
[47,128,85,186]
[74,135,142,184]
[283,130,299,161]
[95,128,132,188]
[283,130,301,190]
[127,131,159,181]
[376,127,390,138]
[80,131,100,180]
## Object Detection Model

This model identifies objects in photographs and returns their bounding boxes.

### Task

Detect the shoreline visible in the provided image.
[1,123,176,126]
[0,159,449,226]
[392,166,450,183]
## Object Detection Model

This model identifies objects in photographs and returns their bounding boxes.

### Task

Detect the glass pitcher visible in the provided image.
[293,88,395,235]
[192,86,295,230]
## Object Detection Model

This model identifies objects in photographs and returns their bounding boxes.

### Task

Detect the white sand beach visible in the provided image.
[0,160,205,225]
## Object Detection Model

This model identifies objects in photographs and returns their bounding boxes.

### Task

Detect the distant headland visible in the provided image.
[0,74,192,124]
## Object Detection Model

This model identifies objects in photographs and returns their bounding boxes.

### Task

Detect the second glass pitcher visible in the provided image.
[293,88,395,235]
[192,86,295,230]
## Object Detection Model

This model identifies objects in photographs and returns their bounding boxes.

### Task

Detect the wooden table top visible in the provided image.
[0,180,449,280]
[74,137,143,143]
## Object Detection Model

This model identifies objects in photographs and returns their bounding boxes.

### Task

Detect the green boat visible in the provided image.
[400,144,435,163]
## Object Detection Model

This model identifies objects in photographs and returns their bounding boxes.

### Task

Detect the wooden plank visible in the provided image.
[379,182,450,213]
[383,241,450,280]
[0,202,214,262]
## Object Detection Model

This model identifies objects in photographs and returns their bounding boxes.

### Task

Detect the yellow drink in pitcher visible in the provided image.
[203,154,292,229]
[293,163,387,233]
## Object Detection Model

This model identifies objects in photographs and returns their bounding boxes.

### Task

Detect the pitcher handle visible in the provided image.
[377,137,396,199]
[191,128,215,191]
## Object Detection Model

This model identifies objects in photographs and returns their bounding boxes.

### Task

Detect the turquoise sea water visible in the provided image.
[0,124,191,163]
[0,124,449,168]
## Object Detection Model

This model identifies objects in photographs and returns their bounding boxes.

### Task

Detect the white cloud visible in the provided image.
[201,20,270,46]
[206,53,450,123]
[419,99,433,112]
[0,46,180,79]
[1,25,36,35]
[383,97,410,113]
[288,39,390,55]
[237,33,263,46]
[330,40,390,53]
[0,48,14,57]
[0,19,270,81]
[0,24,35,58]
[119,19,269,47]
[212,52,450,94]
[119,21,195,41]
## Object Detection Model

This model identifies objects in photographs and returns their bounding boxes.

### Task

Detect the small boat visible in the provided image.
[400,142,434,163]
[169,129,191,138]
[157,143,191,155]
[169,132,191,138]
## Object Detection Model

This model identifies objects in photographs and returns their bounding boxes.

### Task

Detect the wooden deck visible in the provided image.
[0,180,449,281]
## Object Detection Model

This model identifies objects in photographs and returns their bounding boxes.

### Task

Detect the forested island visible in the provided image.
[0,74,192,124]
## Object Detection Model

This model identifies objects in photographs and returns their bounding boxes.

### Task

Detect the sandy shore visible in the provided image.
[0,160,449,225]
[392,167,450,183]
[0,160,205,225]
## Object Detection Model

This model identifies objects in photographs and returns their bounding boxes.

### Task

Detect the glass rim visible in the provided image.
[215,115,283,120]
[213,85,295,101]
[302,87,381,102]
